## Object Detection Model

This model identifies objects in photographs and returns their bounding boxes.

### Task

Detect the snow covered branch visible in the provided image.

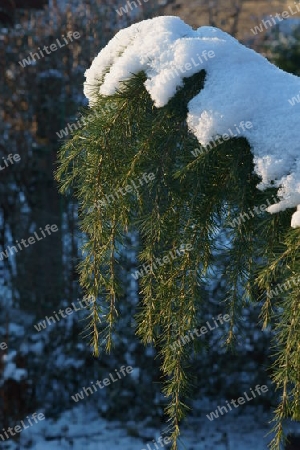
[84,16,300,227]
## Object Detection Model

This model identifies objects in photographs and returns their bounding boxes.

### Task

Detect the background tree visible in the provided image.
[0,0,167,430]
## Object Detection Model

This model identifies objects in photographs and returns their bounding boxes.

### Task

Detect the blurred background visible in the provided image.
[0,1,300,449]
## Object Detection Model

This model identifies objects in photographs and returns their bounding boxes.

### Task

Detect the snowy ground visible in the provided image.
[2,402,300,450]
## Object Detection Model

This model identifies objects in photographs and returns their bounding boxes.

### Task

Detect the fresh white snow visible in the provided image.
[2,402,300,450]
[291,204,300,228]
[84,16,300,227]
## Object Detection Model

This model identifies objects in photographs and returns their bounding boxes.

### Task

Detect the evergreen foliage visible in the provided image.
[56,66,300,449]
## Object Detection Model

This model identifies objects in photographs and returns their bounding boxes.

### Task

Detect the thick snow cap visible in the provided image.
[84,16,300,227]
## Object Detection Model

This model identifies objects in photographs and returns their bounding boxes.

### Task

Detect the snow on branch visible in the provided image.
[83,16,300,227]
